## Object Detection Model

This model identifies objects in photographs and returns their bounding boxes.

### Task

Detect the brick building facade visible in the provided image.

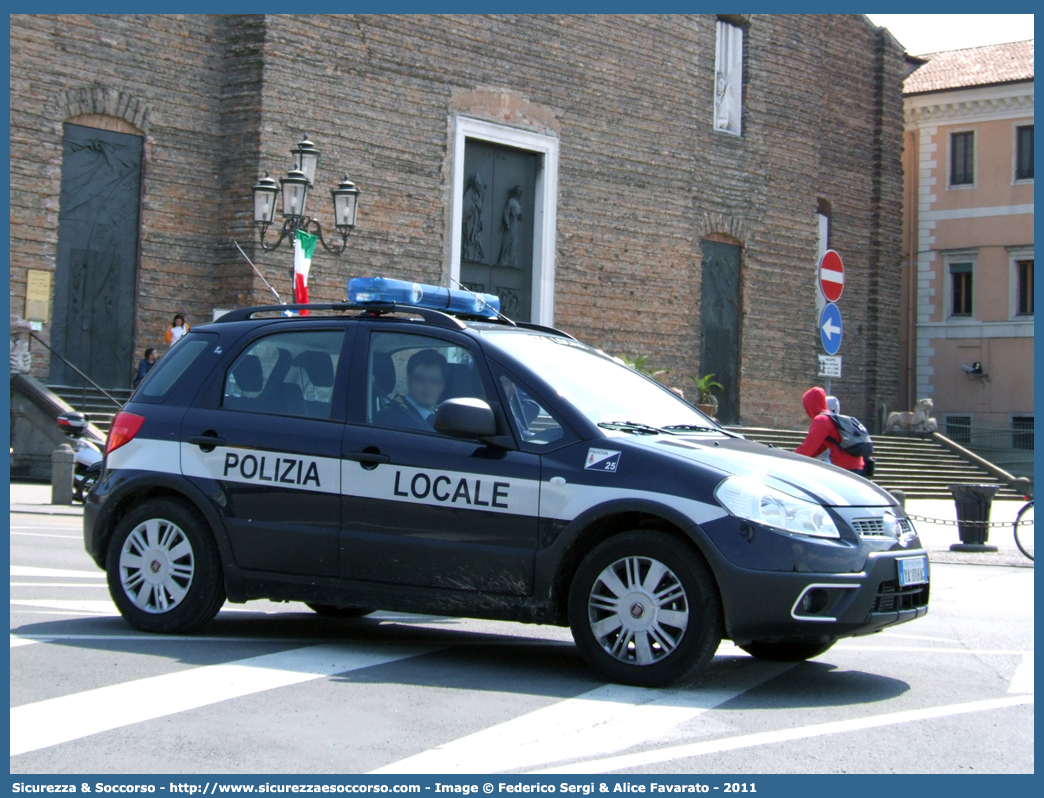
[10,14,906,428]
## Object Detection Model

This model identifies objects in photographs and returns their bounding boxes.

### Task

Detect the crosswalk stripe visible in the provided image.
[10,566,105,579]
[372,658,794,774]
[11,599,119,615]
[1008,653,1034,694]
[11,642,436,757]
[536,694,1035,773]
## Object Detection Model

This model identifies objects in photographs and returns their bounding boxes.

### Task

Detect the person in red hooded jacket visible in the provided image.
[794,386,865,474]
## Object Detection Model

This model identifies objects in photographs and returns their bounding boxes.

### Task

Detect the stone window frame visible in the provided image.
[943,250,977,322]
[1012,122,1034,185]
[947,128,977,189]
[1007,246,1034,320]
[448,116,559,327]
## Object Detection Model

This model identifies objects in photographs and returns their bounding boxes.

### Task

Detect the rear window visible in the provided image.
[137,334,215,398]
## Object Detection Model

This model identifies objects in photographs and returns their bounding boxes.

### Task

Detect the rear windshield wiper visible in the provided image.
[597,421,665,436]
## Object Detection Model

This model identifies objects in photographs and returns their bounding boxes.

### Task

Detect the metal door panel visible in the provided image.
[50,123,142,389]
[699,240,742,424]
[461,140,537,321]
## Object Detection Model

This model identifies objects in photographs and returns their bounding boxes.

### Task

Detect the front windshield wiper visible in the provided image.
[597,420,666,436]
[662,423,741,438]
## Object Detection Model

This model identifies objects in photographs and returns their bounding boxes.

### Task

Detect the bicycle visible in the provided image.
[1014,499,1034,561]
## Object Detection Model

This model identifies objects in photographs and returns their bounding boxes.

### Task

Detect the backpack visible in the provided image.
[823,413,875,458]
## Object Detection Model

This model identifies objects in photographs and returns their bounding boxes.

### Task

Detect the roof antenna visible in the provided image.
[232,240,284,305]
[447,275,516,327]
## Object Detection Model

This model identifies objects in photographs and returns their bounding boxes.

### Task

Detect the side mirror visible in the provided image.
[434,397,497,440]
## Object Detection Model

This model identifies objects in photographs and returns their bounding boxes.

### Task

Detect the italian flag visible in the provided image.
[293,230,317,315]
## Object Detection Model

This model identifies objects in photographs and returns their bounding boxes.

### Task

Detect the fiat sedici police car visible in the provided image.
[85,278,929,686]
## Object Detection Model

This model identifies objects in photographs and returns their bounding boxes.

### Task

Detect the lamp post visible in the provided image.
[251,134,360,255]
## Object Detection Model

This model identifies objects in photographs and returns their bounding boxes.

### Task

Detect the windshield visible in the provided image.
[483,332,721,432]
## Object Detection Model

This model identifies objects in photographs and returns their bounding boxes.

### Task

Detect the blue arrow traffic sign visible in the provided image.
[820,302,843,355]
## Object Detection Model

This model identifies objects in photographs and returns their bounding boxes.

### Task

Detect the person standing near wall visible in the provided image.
[164,314,189,346]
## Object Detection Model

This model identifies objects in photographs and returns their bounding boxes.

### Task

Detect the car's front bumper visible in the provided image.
[710,547,930,645]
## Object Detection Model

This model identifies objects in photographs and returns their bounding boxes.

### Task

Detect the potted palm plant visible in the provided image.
[618,354,670,383]
[690,373,723,417]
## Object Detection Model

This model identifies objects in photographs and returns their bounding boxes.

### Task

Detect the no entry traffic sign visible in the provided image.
[818,250,845,303]
[820,302,843,355]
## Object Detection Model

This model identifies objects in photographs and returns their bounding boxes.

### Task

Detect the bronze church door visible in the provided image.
[50,123,143,389]
[699,240,742,425]
[460,140,537,321]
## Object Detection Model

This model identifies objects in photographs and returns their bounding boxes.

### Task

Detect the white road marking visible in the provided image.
[833,645,1030,655]
[9,526,83,530]
[371,660,794,774]
[877,632,963,644]
[10,566,105,579]
[10,532,82,539]
[1008,653,1034,694]
[536,695,1035,774]
[11,582,111,587]
[11,600,118,615]
[10,637,42,648]
[10,642,436,757]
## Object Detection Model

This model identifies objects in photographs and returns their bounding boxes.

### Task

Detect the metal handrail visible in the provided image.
[27,331,124,409]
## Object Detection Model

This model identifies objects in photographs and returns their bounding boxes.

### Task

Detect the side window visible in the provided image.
[367,331,486,433]
[498,373,564,447]
[223,330,344,419]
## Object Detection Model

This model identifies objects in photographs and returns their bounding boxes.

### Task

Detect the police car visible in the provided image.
[85,277,929,687]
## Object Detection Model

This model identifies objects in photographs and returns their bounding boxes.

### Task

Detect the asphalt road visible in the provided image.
[9,510,1034,774]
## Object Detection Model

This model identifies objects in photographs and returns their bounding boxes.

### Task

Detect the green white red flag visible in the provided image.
[293,230,317,315]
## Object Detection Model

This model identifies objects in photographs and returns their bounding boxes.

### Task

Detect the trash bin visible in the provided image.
[948,484,1000,552]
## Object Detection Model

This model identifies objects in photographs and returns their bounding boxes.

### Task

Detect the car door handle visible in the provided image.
[188,435,226,449]
[344,451,391,465]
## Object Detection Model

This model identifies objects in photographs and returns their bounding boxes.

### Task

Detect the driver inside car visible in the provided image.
[374,349,447,431]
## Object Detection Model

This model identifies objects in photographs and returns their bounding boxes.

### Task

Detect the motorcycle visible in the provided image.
[56,411,104,503]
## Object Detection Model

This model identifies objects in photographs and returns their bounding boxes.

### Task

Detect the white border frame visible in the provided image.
[946,127,977,190]
[448,116,560,326]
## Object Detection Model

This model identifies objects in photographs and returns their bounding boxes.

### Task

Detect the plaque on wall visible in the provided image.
[25,269,52,323]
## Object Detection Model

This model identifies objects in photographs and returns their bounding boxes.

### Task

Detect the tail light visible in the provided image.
[105,412,146,455]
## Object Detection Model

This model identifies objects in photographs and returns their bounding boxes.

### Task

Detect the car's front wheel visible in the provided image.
[568,530,723,687]
[106,498,225,634]
[740,639,836,662]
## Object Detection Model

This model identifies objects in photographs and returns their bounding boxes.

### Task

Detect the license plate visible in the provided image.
[897,556,928,587]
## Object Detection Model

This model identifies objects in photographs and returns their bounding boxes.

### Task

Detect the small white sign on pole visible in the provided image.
[818,355,842,378]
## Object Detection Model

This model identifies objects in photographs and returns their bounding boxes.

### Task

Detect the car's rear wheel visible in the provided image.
[568,530,722,687]
[306,604,374,619]
[740,639,837,662]
[106,498,225,634]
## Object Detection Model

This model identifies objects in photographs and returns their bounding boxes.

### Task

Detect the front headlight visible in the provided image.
[714,476,841,539]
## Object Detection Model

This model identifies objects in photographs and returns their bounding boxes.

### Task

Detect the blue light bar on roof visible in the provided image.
[347,277,501,317]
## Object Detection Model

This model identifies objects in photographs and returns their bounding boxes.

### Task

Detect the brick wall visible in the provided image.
[9,13,904,428]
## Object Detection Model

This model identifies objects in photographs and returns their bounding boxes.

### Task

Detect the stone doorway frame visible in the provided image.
[448,116,559,326]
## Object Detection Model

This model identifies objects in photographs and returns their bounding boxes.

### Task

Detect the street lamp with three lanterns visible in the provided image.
[251,134,360,255]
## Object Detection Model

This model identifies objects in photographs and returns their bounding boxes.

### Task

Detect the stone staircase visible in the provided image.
[729,426,1024,500]
[47,385,132,437]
